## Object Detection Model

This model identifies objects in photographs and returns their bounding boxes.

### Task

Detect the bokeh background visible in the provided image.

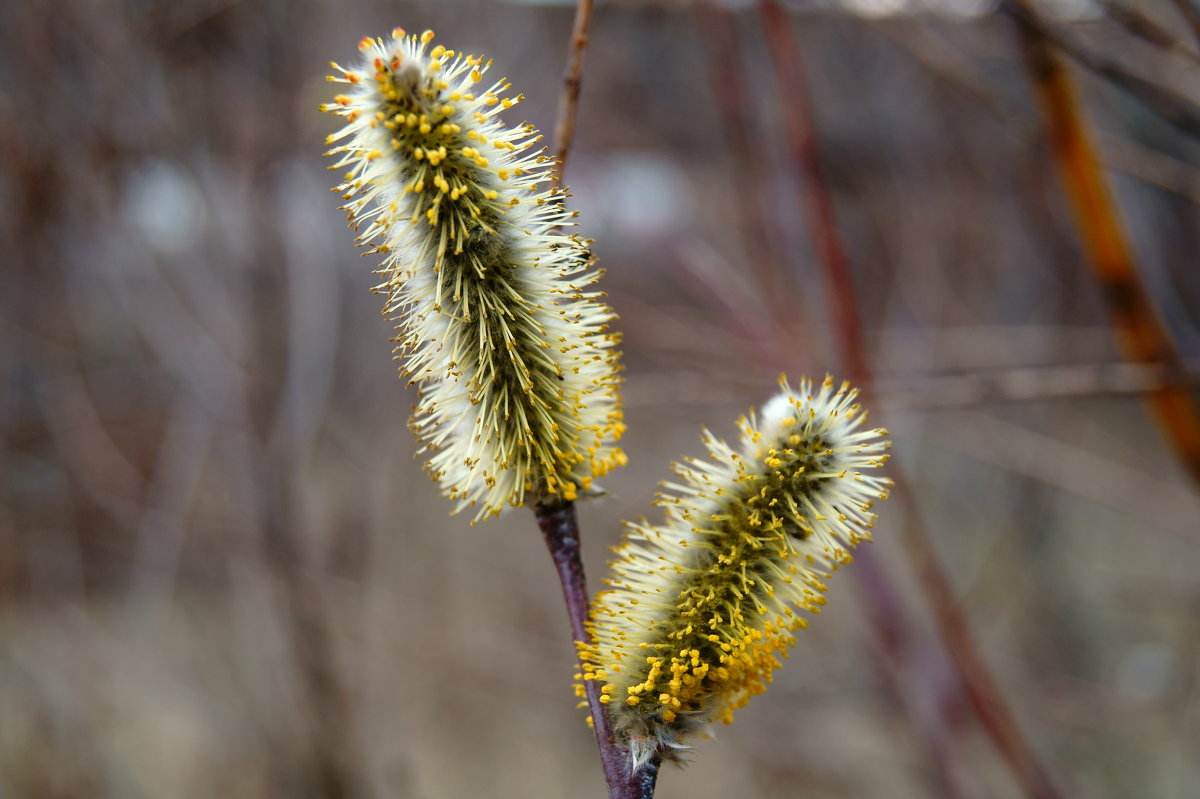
[4,0,1200,797]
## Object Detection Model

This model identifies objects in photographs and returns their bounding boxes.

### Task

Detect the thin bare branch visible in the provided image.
[534,498,648,799]
[1169,0,1200,51]
[1012,0,1200,490]
[1003,0,1200,143]
[760,3,1068,797]
[879,361,1200,410]
[939,411,1200,543]
[1098,0,1200,63]
[875,21,1200,206]
[696,1,788,311]
[552,0,597,185]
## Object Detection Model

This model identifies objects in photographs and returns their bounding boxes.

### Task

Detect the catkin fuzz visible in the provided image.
[324,30,625,521]
[581,376,892,766]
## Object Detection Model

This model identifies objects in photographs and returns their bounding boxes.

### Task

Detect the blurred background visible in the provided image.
[3,0,1200,797]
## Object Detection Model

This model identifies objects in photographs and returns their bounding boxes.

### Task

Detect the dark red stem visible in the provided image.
[535,498,651,798]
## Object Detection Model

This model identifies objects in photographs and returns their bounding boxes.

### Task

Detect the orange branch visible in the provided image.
[1012,0,1200,490]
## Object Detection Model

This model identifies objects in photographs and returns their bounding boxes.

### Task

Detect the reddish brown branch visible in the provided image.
[1011,0,1200,491]
[552,0,597,185]
[1003,0,1200,143]
[759,3,1067,797]
[534,498,649,799]
[892,478,1065,799]
[757,0,865,381]
[696,2,788,312]
[1169,0,1200,51]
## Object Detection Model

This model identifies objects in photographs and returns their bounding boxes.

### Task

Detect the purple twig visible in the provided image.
[534,497,652,798]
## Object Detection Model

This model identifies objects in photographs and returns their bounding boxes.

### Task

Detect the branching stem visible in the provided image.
[1008,0,1200,492]
[535,498,651,798]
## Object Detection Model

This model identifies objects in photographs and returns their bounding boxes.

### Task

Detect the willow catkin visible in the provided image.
[323,30,625,521]
[581,376,892,766]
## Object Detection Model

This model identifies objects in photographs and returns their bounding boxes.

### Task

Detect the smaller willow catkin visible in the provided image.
[580,376,892,767]
[323,30,625,521]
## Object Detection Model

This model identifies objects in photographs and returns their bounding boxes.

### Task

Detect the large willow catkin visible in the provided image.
[323,30,625,521]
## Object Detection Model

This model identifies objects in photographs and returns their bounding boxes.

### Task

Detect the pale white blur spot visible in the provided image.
[577,152,694,242]
[1041,0,1102,20]
[842,0,916,19]
[122,159,209,254]
[1115,642,1175,706]
[922,0,998,19]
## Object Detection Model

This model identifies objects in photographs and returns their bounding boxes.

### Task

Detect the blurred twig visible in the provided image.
[1096,130,1200,206]
[1012,0,1200,491]
[264,234,361,798]
[261,473,358,799]
[759,3,1068,797]
[125,393,217,624]
[534,498,643,799]
[624,361,1200,411]
[756,5,965,798]
[938,411,1200,544]
[552,0,596,185]
[1003,0,1200,143]
[756,1,865,382]
[696,2,788,313]
[881,361,1200,410]
[1098,0,1200,63]
[654,241,795,369]
[876,21,1200,206]
[1169,0,1200,50]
